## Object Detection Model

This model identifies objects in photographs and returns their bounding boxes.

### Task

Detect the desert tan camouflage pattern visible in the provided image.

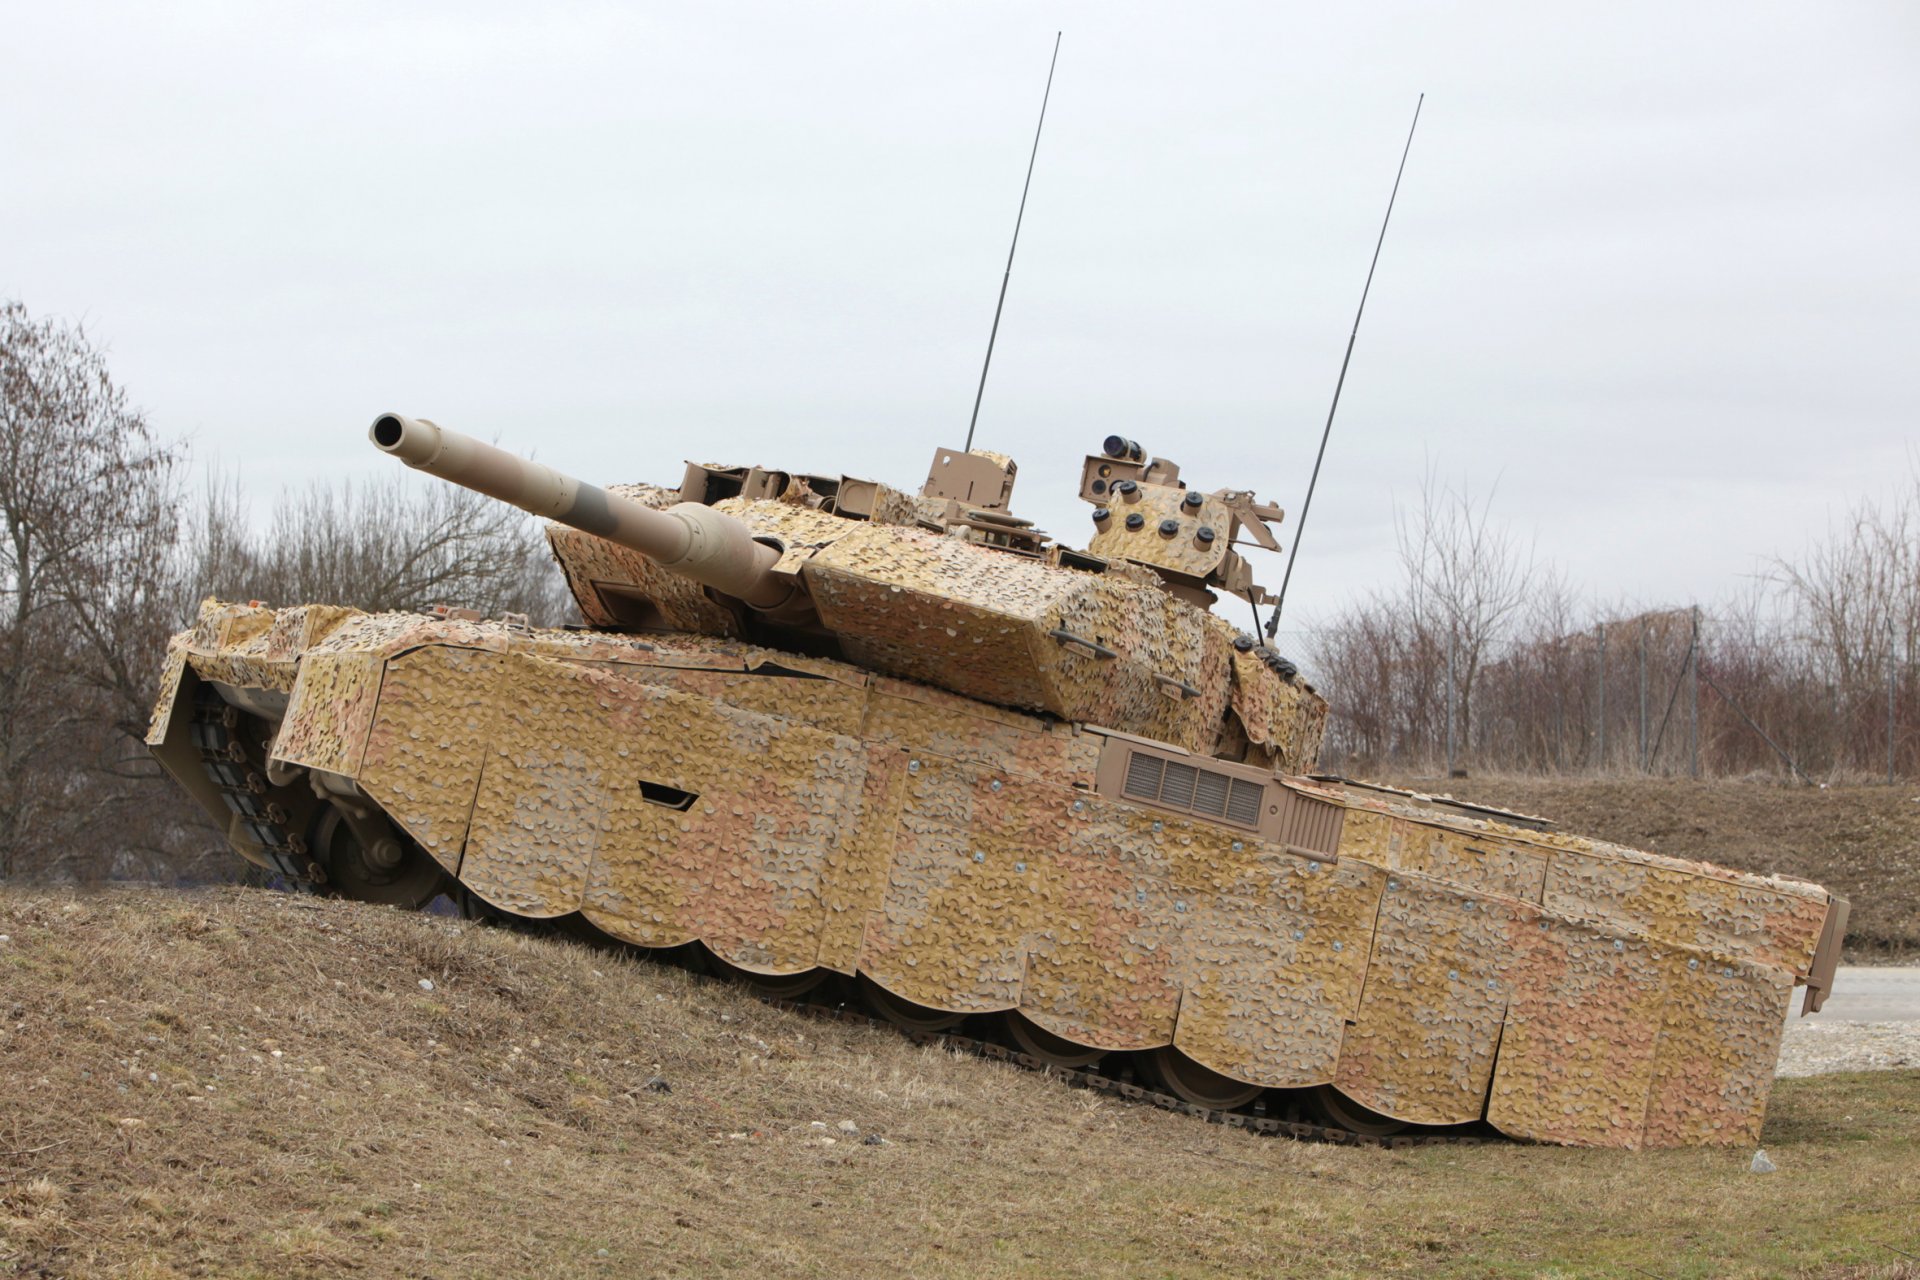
[150,597,1838,1149]
[548,484,742,636]
[544,488,1324,762]
[552,495,1315,759]
[1335,797,1830,974]
[1227,645,1329,765]
[862,483,924,528]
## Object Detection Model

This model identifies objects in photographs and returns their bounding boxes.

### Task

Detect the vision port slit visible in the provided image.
[639,780,699,811]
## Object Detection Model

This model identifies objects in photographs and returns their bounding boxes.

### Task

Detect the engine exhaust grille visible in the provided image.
[1121,752,1267,832]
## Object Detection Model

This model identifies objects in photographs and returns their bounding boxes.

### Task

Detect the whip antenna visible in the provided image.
[1267,93,1423,636]
[964,31,1062,453]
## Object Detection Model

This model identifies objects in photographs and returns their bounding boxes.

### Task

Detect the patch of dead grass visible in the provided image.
[0,884,1915,1279]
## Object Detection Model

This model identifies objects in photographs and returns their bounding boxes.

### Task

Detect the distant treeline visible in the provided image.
[1303,466,1919,782]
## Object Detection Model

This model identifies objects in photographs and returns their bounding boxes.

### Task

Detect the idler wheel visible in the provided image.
[706,951,829,1001]
[857,976,967,1032]
[310,802,446,910]
[1137,1047,1265,1110]
[1003,1012,1106,1069]
[1305,1084,1409,1137]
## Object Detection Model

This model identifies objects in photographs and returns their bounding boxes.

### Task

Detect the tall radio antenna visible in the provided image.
[1267,93,1424,637]
[964,31,1062,453]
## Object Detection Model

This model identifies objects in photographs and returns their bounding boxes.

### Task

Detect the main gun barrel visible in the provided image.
[370,414,794,612]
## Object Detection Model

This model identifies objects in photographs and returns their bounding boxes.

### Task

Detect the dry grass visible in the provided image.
[1,885,1916,1280]
[1386,775,1920,960]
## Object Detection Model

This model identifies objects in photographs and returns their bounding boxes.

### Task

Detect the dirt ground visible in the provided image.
[3,887,1917,1280]
[1384,774,1920,960]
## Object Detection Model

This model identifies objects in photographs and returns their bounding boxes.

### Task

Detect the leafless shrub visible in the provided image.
[1397,465,1536,751]
[182,470,573,623]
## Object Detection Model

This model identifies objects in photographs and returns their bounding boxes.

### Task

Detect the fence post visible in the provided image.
[1446,629,1457,777]
[1638,618,1648,771]
[1892,621,1899,786]
[1596,622,1607,772]
[1689,605,1701,779]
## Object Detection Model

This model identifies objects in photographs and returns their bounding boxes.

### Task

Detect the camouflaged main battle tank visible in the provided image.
[147,415,1848,1149]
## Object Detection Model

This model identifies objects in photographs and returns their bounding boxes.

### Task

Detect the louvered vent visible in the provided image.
[1124,752,1164,800]
[1121,750,1267,831]
[1192,770,1229,817]
[1281,792,1344,855]
[1225,781,1264,827]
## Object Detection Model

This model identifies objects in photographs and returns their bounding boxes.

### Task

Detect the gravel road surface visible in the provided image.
[1777,966,1920,1077]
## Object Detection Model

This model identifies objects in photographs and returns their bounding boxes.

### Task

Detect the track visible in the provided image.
[188,692,313,883]
[549,925,1493,1149]
[758,991,1491,1150]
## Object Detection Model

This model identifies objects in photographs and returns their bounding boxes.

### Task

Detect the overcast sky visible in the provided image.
[4,2,1915,643]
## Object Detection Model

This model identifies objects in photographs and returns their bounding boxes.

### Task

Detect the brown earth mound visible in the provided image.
[1385,776,1920,960]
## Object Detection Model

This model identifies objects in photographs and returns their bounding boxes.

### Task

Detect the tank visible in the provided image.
[146,415,1848,1149]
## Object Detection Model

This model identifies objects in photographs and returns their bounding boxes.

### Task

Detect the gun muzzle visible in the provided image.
[370,414,795,613]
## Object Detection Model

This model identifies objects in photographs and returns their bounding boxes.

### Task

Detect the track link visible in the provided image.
[189,691,312,884]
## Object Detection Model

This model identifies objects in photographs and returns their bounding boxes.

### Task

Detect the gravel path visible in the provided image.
[1776,966,1920,1077]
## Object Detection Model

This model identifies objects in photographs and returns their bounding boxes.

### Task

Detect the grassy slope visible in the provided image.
[3,887,1917,1280]
[1382,776,1920,959]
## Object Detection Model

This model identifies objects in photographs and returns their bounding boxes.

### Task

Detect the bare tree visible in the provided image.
[1396,466,1536,754]
[0,298,582,885]
[183,472,573,624]
[0,300,184,877]
[1773,489,1909,688]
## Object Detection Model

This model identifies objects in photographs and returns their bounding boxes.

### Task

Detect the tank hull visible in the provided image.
[150,599,1842,1149]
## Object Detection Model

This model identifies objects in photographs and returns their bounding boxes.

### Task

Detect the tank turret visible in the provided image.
[371,414,1327,769]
